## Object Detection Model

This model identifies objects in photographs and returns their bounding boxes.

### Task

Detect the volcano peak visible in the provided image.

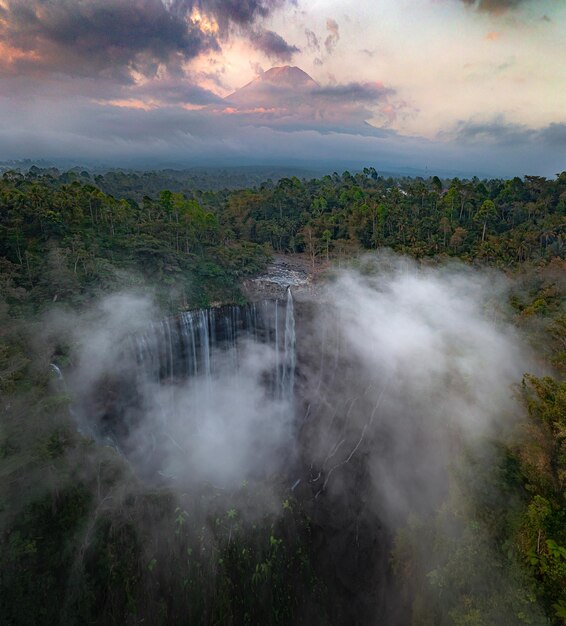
[260,66,317,86]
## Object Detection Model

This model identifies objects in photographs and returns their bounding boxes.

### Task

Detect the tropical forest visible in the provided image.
[1,165,565,624]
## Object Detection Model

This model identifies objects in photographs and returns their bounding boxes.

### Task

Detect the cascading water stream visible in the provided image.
[132,294,296,403]
[280,287,296,401]
[70,294,298,482]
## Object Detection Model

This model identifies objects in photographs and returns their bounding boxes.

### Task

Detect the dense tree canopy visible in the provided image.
[0,168,564,313]
[0,166,565,625]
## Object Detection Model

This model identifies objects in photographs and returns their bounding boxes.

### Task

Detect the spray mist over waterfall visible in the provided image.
[69,293,298,486]
[50,254,540,623]
[296,259,532,524]
[59,256,533,500]
[132,291,296,402]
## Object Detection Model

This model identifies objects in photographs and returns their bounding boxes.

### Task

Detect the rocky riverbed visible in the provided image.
[243,254,314,299]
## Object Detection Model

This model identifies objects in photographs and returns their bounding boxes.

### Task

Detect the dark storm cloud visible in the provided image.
[0,0,297,81]
[249,28,300,61]
[0,0,219,80]
[313,82,394,102]
[458,0,530,13]
[187,0,292,29]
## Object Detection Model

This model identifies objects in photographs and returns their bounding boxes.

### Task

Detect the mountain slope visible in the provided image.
[226,66,319,106]
[220,66,384,135]
[225,66,319,111]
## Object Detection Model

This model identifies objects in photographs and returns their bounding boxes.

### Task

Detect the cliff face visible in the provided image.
[74,295,297,463]
[68,283,404,623]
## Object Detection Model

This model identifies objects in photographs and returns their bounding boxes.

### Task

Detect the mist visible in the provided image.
[1,98,564,177]
[43,254,542,622]
[299,256,534,528]
[137,341,296,485]
[53,256,534,516]
[54,292,297,489]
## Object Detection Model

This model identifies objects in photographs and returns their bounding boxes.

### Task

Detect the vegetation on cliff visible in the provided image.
[0,166,565,624]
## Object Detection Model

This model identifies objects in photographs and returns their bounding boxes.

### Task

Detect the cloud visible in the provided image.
[0,0,297,85]
[300,257,533,523]
[0,0,301,112]
[0,67,224,108]
[446,116,566,148]
[249,28,300,61]
[305,28,320,51]
[0,94,563,176]
[130,78,225,105]
[458,0,529,13]
[177,0,292,30]
[249,61,265,76]
[54,292,295,487]
[324,18,340,54]
[51,256,534,501]
[313,82,394,103]
[537,123,566,148]
[0,0,218,81]
[308,17,339,65]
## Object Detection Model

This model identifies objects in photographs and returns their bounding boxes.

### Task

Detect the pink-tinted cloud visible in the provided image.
[0,0,298,85]
[219,66,396,132]
[325,18,340,54]
[0,0,217,81]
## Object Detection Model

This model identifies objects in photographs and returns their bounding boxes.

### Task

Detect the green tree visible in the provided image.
[475,199,498,242]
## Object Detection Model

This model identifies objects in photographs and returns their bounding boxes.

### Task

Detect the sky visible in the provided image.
[0,0,564,176]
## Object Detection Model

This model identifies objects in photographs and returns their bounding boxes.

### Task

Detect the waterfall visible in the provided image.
[131,296,297,403]
[71,295,298,482]
[280,287,296,401]
[274,299,280,396]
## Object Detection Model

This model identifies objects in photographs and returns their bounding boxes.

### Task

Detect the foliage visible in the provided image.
[1,168,564,316]
[392,263,566,625]
[0,166,565,624]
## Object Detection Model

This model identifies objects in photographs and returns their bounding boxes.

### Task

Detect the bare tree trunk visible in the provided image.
[25,251,34,287]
